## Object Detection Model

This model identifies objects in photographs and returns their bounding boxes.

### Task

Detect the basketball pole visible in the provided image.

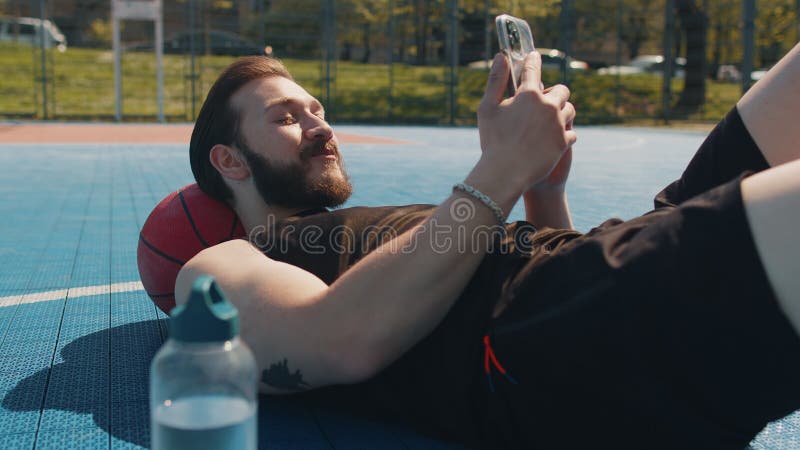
[742,0,756,94]
[39,0,48,120]
[662,0,675,123]
[112,0,164,122]
[112,7,121,122]
[155,5,164,123]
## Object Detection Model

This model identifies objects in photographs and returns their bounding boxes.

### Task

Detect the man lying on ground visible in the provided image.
[175,45,800,449]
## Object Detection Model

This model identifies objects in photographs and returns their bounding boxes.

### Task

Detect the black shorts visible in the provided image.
[483,108,800,449]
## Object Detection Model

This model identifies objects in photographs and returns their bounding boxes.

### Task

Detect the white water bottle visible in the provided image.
[150,276,258,450]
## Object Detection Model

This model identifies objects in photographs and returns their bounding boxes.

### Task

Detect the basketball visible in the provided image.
[137,183,246,314]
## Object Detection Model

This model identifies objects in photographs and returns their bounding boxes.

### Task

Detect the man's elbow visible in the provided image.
[332,353,382,385]
[176,243,384,387]
[174,246,230,306]
[326,336,386,385]
[174,259,202,306]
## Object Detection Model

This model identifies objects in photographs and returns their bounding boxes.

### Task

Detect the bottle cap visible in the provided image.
[169,276,240,343]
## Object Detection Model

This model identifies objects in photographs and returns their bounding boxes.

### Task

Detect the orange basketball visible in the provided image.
[137,183,246,313]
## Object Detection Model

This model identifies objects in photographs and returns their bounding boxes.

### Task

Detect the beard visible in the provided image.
[235,135,353,210]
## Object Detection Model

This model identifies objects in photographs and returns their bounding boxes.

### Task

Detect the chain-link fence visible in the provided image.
[1,0,798,124]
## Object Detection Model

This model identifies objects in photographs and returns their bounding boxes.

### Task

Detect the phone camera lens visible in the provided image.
[506,20,521,51]
[506,21,516,34]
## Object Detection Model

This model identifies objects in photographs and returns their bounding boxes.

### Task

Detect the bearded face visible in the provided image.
[225,75,354,211]
[235,133,353,210]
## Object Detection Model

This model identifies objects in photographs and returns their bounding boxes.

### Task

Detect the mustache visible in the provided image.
[299,139,338,161]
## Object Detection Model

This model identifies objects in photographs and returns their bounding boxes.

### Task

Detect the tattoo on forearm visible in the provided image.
[261,358,311,391]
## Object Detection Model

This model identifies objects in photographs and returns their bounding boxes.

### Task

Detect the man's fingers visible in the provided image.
[563,101,576,130]
[518,51,542,92]
[544,84,571,108]
[482,53,510,106]
[565,129,578,147]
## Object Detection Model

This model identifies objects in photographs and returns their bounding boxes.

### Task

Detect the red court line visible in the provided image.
[0,123,408,145]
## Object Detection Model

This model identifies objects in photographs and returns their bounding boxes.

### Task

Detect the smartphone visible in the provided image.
[495,14,535,94]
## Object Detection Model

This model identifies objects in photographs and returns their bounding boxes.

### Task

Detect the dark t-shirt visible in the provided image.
[257,204,581,443]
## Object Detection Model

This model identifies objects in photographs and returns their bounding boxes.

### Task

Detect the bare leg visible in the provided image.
[737,42,800,167]
[741,159,800,336]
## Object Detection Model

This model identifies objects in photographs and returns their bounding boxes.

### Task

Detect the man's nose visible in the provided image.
[304,115,334,142]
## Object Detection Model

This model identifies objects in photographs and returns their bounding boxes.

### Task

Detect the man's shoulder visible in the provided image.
[331,203,436,215]
[273,204,436,247]
[291,204,436,224]
[260,204,438,283]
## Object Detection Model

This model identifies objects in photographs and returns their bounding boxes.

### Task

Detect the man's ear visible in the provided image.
[209,144,250,181]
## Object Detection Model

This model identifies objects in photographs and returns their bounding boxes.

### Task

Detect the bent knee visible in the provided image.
[742,161,800,335]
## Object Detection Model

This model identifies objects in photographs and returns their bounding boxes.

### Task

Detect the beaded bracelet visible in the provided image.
[452,182,506,225]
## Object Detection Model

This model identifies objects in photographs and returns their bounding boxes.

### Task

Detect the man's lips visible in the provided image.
[310,142,337,158]
[313,153,337,161]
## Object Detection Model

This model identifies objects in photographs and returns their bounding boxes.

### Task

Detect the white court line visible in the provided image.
[0,281,144,308]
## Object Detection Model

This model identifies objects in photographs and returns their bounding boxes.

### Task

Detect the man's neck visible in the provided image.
[237,202,316,235]
[231,186,327,234]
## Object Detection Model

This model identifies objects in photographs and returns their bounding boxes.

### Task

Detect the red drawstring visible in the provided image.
[483,334,517,392]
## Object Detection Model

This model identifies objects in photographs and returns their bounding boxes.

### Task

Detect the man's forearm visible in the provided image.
[316,156,524,376]
[523,189,574,230]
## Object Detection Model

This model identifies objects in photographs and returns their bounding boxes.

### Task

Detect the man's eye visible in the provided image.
[277,116,298,125]
[314,111,326,120]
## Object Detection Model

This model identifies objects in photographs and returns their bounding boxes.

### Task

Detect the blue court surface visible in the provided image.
[0,124,798,449]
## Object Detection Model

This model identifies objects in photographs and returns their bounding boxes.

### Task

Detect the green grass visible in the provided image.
[0,43,741,125]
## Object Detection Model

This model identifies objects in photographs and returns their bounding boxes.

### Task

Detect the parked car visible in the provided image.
[750,68,769,81]
[716,64,770,82]
[538,48,589,71]
[716,64,742,82]
[127,30,267,56]
[0,16,67,52]
[598,55,686,78]
[466,47,589,71]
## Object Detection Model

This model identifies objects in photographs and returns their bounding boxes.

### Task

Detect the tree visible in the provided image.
[336,0,390,63]
[516,0,561,49]
[413,0,429,63]
[620,0,660,59]
[707,0,798,71]
[675,0,707,112]
[707,0,739,77]
[756,0,797,66]
[261,0,327,56]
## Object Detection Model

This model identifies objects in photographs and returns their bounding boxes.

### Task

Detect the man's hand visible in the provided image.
[531,146,572,192]
[522,84,576,229]
[476,51,577,196]
[522,144,574,229]
[528,84,576,192]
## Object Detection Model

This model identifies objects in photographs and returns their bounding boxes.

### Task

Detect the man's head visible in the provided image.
[190,56,352,212]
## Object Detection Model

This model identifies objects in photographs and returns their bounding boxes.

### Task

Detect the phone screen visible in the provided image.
[495,14,535,94]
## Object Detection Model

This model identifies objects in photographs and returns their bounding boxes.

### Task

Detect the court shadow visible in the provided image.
[1,320,326,448]
[2,320,161,446]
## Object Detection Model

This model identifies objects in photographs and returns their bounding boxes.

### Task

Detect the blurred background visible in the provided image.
[0,0,797,125]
